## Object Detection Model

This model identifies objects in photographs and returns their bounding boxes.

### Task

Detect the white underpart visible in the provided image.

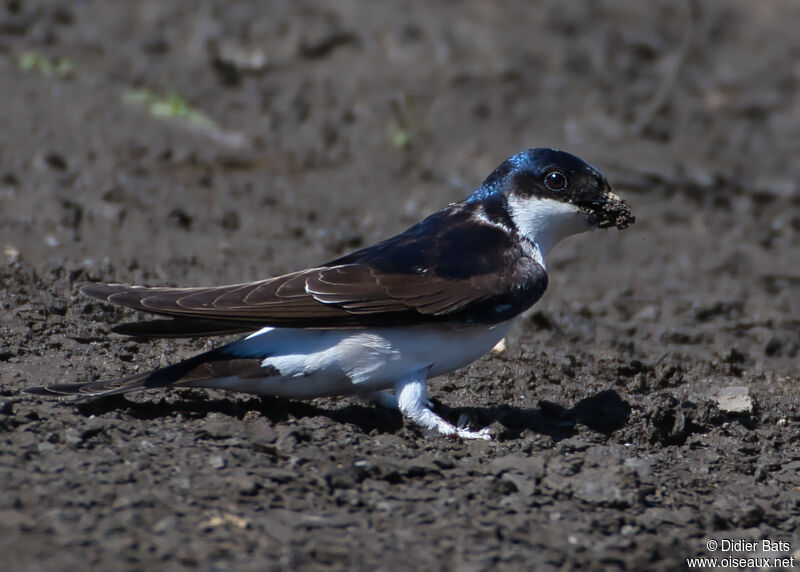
[195,319,515,415]
[245,326,275,340]
[194,321,514,440]
[507,195,592,267]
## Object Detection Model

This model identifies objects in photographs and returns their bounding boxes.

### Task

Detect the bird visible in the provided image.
[26,148,635,439]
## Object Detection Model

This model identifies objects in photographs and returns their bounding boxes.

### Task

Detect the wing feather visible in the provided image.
[80,204,549,334]
[80,265,492,327]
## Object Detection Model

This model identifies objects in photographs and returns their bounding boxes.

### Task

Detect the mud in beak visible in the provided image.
[584,189,635,230]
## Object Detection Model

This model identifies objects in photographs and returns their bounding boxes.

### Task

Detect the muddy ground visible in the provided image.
[1,1,799,570]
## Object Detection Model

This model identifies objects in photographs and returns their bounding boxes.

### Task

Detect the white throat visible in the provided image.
[507,195,591,267]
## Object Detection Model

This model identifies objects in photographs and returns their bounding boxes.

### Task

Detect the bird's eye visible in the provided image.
[544,171,568,192]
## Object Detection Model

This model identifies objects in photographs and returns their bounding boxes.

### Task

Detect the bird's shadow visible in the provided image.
[436,389,631,440]
[75,388,630,440]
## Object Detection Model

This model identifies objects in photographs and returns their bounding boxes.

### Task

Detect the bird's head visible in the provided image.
[468,148,635,255]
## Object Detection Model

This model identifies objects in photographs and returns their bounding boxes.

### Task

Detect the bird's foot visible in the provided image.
[394,371,493,440]
[452,425,493,440]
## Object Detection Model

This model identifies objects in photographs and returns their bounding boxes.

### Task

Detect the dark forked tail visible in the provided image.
[25,357,206,397]
[24,346,260,398]
[26,372,161,397]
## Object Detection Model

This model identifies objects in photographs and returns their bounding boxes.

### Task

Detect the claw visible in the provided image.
[454,426,493,440]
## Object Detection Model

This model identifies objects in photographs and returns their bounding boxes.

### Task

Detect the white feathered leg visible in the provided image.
[394,370,492,440]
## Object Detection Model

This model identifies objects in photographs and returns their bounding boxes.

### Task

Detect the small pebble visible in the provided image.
[208,455,227,469]
[714,385,754,414]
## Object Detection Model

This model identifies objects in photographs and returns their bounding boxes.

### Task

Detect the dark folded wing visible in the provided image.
[81,261,540,331]
[111,318,254,338]
[82,203,549,333]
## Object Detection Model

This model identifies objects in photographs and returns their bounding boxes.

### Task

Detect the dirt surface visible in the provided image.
[2,1,799,570]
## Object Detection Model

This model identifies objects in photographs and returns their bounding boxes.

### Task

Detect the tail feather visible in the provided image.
[24,371,155,397]
[25,347,269,398]
[25,353,214,398]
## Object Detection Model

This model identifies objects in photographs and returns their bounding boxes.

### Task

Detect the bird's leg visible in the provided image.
[394,370,492,440]
[361,389,435,412]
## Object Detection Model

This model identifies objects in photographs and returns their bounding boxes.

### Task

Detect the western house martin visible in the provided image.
[27,148,635,439]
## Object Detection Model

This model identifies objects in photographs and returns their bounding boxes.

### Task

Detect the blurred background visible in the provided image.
[1,1,799,570]
[2,1,797,277]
